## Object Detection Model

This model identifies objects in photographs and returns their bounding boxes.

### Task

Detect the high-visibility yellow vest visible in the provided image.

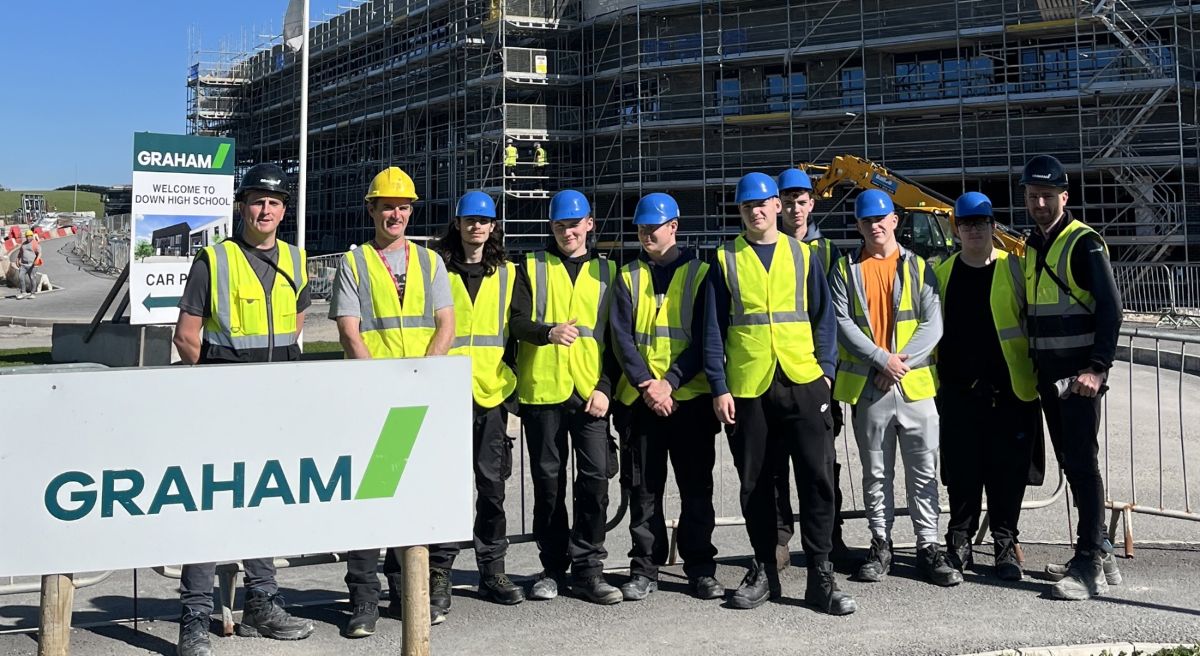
[448,262,517,408]
[832,249,938,404]
[344,241,439,359]
[202,239,306,361]
[615,258,710,405]
[717,235,825,397]
[1023,218,1105,364]
[517,251,615,405]
[935,251,1037,402]
[504,145,518,167]
[534,147,547,166]
[807,237,836,275]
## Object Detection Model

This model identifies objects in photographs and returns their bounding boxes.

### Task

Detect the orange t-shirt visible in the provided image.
[860,249,899,351]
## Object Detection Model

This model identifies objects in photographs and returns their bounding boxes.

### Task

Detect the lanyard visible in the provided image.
[373,241,406,300]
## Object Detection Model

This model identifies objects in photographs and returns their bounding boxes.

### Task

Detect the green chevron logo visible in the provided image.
[355,405,428,500]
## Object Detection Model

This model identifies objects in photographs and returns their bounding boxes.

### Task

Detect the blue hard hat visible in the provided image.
[549,189,590,221]
[777,168,814,192]
[854,189,895,219]
[735,172,779,204]
[633,193,680,226]
[954,191,993,220]
[456,190,496,219]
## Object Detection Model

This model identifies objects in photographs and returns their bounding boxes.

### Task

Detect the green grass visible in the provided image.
[0,347,54,367]
[0,190,104,218]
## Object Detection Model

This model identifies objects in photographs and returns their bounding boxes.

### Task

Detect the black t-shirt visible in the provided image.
[939,258,1012,393]
[178,238,312,319]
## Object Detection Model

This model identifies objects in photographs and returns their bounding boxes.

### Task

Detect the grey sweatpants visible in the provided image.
[19,265,37,294]
[851,382,941,546]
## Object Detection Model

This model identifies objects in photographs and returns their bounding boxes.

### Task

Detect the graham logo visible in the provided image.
[1032,173,1052,179]
[136,142,231,170]
[43,406,426,521]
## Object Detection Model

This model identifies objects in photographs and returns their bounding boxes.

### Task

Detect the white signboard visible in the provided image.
[0,357,473,577]
[130,132,235,325]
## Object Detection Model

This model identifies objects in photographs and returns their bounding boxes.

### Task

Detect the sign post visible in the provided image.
[129,132,235,325]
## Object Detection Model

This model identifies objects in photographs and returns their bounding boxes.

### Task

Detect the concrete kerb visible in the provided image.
[0,316,84,328]
[962,643,1196,656]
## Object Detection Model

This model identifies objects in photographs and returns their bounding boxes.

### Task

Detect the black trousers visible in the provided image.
[345,547,404,606]
[522,401,613,578]
[626,396,719,579]
[428,404,514,576]
[939,385,1041,547]
[180,559,277,616]
[1039,379,1107,553]
[728,372,836,567]
[775,388,844,547]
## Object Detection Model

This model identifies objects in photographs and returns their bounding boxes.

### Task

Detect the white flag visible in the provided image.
[283,0,305,52]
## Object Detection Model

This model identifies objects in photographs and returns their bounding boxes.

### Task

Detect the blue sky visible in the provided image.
[0,1,346,191]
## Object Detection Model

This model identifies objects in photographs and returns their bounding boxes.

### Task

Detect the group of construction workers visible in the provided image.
[170,152,1123,655]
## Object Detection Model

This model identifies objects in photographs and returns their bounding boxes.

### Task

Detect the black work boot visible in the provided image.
[236,590,314,640]
[1050,551,1109,600]
[177,611,212,656]
[620,574,658,601]
[1046,547,1122,586]
[916,544,964,587]
[573,574,622,605]
[728,561,780,609]
[993,541,1024,582]
[855,537,893,582]
[688,575,724,600]
[804,561,858,616]
[342,602,378,639]
[479,573,525,605]
[429,567,453,624]
[945,532,973,574]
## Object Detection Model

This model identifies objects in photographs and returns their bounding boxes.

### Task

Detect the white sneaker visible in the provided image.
[16,293,28,299]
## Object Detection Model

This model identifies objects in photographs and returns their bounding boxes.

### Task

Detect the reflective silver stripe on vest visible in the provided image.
[727,239,810,327]
[204,331,273,349]
[593,258,613,341]
[454,265,510,349]
[211,244,232,337]
[533,251,548,323]
[285,243,303,288]
[998,325,1026,341]
[1031,333,1095,349]
[353,245,437,333]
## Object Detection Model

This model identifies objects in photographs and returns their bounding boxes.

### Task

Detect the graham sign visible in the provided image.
[0,357,473,577]
[130,132,235,325]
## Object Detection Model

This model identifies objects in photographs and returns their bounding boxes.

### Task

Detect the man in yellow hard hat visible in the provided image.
[15,229,41,299]
[331,166,456,635]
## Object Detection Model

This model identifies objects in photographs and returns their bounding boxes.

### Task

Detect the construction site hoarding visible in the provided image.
[0,356,473,577]
[130,132,234,324]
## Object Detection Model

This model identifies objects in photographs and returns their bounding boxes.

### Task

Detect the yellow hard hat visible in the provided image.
[24,229,34,237]
[364,166,418,202]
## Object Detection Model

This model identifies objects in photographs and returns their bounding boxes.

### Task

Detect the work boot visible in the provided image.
[728,561,780,610]
[528,570,566,601]
[620,574,657,601]
[917,544,964,587]
[177,611,212,656]
[573,574,622,605]
[342,602,378,639]
[775,543,791,572]
[688,575,724,600]
[945,532,973,574]
[1050,552,1109,600]
[235,590,314,640]
[994,542,1024,582]
[804,561,858,616]
[1046,550,1122,585]
[429,567,453,615]
[855,537,893,582]
[478,573,525,605]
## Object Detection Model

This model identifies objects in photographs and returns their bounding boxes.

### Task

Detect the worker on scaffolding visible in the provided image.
[172,162,315,656]
[610,192,722,602]
[534,142,548,169]
[772,168,850,571]
[426,190,527,611]
[829,189,961,588]
[703,172,856,615]
[504,138,518,175]
[1019,154,1124,600]
[330,166,456,634]
[509,189,623,605]
[934,191,1044,583]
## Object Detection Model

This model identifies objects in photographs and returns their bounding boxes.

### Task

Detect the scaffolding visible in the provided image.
[189,0,1200,261]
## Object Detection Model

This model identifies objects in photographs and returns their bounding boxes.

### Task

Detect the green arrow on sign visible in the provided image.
[142,294,182,310]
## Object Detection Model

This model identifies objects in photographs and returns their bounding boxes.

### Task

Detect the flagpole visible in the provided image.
[297,0,310,251]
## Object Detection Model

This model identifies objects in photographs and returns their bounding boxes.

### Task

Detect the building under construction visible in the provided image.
[187,0,1199,262]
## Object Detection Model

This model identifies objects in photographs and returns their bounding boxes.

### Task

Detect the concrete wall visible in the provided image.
[51,323,175,367]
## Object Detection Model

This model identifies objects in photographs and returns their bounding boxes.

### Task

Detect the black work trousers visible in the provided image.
[939,385,1041,547]
[626,396,719,579]
[1039,378,1107,554]
[728,372,836,567]
[180,559,277,616]
[345,547,404,606]
[775,386,844,547]
[428,404,514,576]
[522,401,614,578]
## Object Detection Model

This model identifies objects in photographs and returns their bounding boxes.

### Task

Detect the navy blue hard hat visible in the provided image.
[735,172,779,204]
[854,189,895,219]
[549,189,590,221]
[778,168,814,193]
[456,190,496,219]
[633,193,680,226]
[954,191,993,220]
[1019,155,1069,189]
